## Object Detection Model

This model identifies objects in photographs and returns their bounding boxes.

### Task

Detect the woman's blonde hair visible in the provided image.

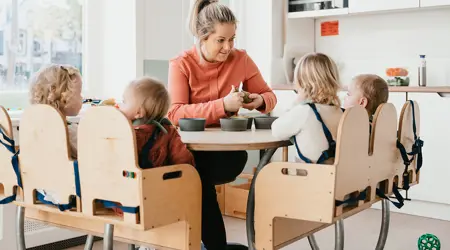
[189,0,237,48]
[29,64,80,112]
[353,74,389,115]
[127,77,170,122]
[294,53,341,106]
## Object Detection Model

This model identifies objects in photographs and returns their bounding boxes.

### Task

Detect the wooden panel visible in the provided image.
[77,106,141,224]
[370,103,399,199]
[224,183,250,219]
[397,101,421,187]
[19,105,79,212]
[0,106,18,199]
[334,106,370,203]
[24,207,193,250]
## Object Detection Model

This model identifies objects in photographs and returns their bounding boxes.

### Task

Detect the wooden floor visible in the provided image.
[68,208,449,250]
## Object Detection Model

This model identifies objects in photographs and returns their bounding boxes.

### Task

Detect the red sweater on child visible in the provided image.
[134,123,195,168]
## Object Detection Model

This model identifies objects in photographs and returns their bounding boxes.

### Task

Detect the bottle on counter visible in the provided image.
[418,55,427,87]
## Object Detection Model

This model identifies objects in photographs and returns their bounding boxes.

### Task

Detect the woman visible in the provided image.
[168,0,277,249]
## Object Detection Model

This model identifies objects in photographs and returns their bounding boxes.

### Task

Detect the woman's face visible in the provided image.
[202,23,236,62]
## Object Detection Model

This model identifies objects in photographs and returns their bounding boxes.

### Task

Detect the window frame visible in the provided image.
[0,0,87,109]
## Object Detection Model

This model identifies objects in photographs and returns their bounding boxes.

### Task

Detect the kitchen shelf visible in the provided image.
[287,8,349,19]
[271,84,450,94]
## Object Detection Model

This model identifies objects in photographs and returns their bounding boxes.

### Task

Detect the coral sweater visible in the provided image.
[168,46,277,126]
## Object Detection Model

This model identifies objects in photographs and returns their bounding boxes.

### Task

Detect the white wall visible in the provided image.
[315,8,450,87]
[85,0,144,100]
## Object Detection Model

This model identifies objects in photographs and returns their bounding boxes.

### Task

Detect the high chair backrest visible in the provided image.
[19,104,80,211]
[334,106,370,201]
[397,100,422,187]
[369,103,399,197]
[0,106,20,201]
[77,106,142,223]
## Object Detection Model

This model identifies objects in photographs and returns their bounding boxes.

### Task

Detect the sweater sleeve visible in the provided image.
[243,52,277,113]
[271,105,310,140]
[167,59,227,126]
[167,127,196,167]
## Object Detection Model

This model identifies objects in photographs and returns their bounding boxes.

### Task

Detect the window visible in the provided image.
[0,0,83,109]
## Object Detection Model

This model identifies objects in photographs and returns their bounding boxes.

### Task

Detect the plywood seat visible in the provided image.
[12,104,201,249]
[254,102,422,249]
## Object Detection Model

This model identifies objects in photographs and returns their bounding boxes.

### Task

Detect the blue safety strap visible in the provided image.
[139,128,159,169]
[335,186,404,209]
[96,199,140,214]
[293,103,336,164]
[375,186,404,209]
[36,160,81,211]
[335,188,367,207]
[0,128,22,205]
[396,100,424,190]
[36,191,76,212]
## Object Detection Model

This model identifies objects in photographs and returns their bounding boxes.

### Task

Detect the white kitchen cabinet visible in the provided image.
[349,0,420,13]
[420,0,450,7]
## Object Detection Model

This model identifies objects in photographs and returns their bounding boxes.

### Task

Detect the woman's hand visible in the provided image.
[223,85,244,112]
[242,93,264,110]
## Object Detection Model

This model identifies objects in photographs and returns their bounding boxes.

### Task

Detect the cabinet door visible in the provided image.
[421,0,450,7]
[349,0,420,13]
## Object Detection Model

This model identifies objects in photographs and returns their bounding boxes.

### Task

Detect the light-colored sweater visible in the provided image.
[272,101,343,163]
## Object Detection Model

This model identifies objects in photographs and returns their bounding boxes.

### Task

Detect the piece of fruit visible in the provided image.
[242,91,253,104]
[99,98,116,106]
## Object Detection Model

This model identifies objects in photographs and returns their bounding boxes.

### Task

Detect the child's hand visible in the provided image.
[242,93,264,110]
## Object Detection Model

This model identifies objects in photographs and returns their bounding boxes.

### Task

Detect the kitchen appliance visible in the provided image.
[288,0,348,12]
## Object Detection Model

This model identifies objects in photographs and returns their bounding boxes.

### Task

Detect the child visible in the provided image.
[29,64,83,206]
[344,74,389,119]
[111,77,195,216]
[271,53,343,164]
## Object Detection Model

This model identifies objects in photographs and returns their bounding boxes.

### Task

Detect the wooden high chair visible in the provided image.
[0,106,21,205]
[249,101,422,250]
[13,104,202,250]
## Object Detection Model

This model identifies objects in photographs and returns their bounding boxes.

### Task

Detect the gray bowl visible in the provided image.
[179,118,206,131]
[254,116,278,129]
[246,117,254,130]
[220,118,248,132]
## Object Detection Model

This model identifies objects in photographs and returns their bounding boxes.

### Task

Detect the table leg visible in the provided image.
[246,147,277,250]
[84,235,95,250]
[16,206,26,250]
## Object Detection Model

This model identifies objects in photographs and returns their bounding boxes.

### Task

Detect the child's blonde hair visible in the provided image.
[295,53,341,106]
[353,74,389,115]
[127,77,170,121]
[29,64,80,112]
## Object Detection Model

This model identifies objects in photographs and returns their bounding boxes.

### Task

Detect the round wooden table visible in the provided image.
[179,128,292,249]
[179,128,291,151]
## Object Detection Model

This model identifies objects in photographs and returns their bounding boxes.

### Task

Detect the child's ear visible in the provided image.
[134,107,145,120]
[359,97,368,108]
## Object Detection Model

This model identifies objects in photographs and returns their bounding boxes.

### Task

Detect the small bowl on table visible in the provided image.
[254,116,278,129]
[220,118,249,132]
[179,118,206,131]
